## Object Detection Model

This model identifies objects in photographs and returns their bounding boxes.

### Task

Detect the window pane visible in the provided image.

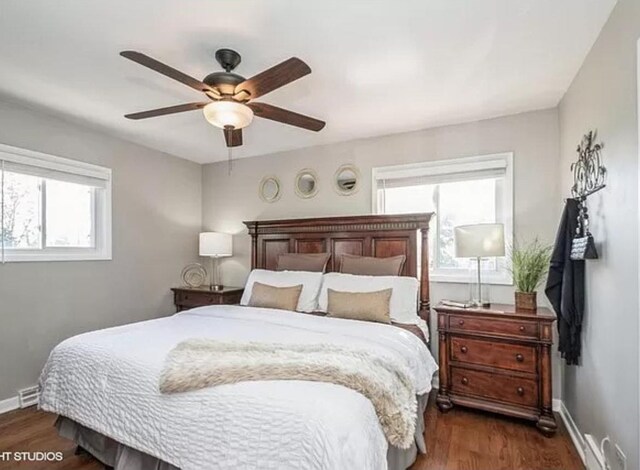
[438,178,498,269]
[380,185,437,214]
[379,185,437,271]
[379,177,502,272]
[1,171,42,249]
[45,179,94,247]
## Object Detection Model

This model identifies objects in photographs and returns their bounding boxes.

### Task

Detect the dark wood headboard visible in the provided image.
[243,213,434,329]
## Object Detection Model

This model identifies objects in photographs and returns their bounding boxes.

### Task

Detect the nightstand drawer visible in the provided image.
[176,291,218,307]
[172,287,244,311]
[450,336,537,373]
[449,315,538,339]
[451,367,538,408]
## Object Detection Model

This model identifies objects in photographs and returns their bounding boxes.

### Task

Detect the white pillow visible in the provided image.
[318,272,419,324]
[241,269,323,313]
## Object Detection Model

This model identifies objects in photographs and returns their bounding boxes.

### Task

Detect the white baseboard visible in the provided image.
[558,400,586,465]
[0,396,19,415]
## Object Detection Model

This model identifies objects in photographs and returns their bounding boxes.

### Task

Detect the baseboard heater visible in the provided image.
[584,434,607,470]
[18,385,40,408]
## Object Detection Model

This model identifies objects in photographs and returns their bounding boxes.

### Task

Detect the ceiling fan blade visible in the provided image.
[248,102,325,131]
[234,58,311,100]
[120,51,220,99]
[224,128,243,147]
[124,102,208,120]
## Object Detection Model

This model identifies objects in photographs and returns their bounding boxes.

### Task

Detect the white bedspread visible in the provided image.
[39,305,438,470]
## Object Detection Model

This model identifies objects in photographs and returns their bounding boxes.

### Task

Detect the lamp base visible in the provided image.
[470,257,491,308]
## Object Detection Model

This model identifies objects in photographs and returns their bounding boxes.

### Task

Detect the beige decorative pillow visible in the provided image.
[340,254,406,276]
[248,282,303,312]
[276,253,331,272]
[326,288,392,324]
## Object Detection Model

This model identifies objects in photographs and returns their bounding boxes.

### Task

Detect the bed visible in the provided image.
[39,213,438,470]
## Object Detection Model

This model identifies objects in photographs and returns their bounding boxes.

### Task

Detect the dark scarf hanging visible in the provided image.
[545,198,585,365]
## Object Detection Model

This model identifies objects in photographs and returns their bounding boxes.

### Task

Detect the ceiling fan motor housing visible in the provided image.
[203,71,245,97]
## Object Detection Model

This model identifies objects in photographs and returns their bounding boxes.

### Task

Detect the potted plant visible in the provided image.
[509,239,552,310]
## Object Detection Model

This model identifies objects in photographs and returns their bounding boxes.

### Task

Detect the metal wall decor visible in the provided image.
[569,130,606,260]
[571,131,606,199]
[181,263,208,287]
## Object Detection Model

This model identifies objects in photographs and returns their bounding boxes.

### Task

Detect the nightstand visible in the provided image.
[434,302,557,436]
[171,286,244,312]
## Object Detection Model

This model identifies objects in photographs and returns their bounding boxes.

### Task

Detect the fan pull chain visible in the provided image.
[224,125,234,175]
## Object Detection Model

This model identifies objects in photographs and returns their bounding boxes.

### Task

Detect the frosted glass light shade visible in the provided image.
[454,223,505,258]
[199,232,232,257]
[202,101,254,129]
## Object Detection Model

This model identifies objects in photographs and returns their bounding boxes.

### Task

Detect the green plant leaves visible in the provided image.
[507,238,552,293]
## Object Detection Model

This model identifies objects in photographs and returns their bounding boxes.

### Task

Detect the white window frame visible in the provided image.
[0,143,112,262]
[372,152,514,285]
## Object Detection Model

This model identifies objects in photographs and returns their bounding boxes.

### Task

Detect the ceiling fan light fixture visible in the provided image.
[203,101,254,129]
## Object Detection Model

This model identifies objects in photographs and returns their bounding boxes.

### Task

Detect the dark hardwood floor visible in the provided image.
[0,395,582,470]
[414,397,583,470]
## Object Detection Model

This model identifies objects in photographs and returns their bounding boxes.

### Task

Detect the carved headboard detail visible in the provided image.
[243,213,434,331]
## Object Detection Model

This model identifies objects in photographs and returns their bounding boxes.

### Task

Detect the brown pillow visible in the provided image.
[248,282,303,311]
[339,254,406,276]
[326,288,392,324]
[276,253,331,272]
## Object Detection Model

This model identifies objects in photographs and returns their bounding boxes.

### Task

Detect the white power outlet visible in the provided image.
[613,444,627,470]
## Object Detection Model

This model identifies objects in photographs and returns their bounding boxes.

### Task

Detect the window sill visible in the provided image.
[430,273,513,286]
[2,250,112,263]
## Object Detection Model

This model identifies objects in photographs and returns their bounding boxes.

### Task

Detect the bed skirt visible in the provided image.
[55,393,430,470]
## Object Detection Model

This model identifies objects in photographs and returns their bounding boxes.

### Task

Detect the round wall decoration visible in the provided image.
[334,164,361,196]
[294,168,319,199]
[259,175,282,203]
[181,263,207,288]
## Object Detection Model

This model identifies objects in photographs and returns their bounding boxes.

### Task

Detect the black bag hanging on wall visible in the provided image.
[545,198,585,365]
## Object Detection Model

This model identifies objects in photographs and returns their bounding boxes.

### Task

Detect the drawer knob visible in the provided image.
[519,325,526,332]
[460,346,468,354]
[517,387,525,396]
[184,295,189,300]
[461,377,469,385]
[458,319,465,326]
[515,353,524,362]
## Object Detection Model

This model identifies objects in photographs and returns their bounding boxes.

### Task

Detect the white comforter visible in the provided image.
[39,305,438,470]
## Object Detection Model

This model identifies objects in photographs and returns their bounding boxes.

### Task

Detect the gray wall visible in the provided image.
[558,0,639,468]
[0,98,202,401]
[202,108,564,397]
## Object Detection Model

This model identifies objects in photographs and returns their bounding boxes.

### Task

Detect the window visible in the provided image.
[0,144,112,262]
[373,153,513,284]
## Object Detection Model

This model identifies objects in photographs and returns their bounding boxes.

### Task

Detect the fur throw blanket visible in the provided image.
[159,339,417,448]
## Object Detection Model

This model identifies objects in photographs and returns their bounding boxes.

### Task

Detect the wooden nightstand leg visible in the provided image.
[436,316,453,412]
[536,413,557,436]
[436,393,453,412]
[537,333,557,436]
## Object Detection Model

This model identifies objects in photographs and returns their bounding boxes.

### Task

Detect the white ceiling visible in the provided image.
[0,0,616,164]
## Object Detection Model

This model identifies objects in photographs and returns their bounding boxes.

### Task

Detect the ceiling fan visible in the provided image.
[120,48,326,148]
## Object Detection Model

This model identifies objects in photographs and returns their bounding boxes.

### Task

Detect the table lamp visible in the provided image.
[199,232,232,291]
[454,223,505,307]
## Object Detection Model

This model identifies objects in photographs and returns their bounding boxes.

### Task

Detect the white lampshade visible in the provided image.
[199,232,232,257]
[202,101,254,129]
[454,223,505,258]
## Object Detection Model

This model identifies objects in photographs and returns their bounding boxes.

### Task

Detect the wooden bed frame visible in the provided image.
[243,213,434,333]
